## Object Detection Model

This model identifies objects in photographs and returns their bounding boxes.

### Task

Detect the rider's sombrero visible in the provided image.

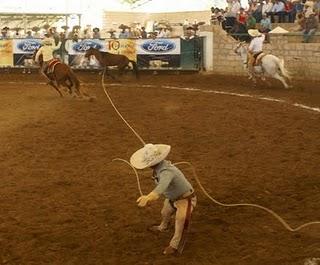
[42,37,53,45]
[130,143,171,169]
[248,29,262,37]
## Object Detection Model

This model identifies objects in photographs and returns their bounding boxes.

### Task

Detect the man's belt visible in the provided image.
[175,189,196,201]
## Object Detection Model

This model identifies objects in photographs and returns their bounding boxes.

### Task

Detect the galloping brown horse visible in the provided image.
[84,47,139,79]
[33,48,82,97]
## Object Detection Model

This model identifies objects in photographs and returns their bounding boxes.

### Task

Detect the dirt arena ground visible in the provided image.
[0,70,319,265]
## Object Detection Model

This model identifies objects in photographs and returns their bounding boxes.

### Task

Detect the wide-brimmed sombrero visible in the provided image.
[130,143,171,169]
[42,37,53,45]
[248,29,262,37]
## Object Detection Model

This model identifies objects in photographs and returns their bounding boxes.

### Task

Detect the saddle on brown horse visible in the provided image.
[45,59,61,75]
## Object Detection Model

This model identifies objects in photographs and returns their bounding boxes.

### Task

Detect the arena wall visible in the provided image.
[200,25,320,81]
[102,10,211,35]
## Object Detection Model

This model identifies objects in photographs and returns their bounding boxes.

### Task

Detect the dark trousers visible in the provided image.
[267,11,287,23]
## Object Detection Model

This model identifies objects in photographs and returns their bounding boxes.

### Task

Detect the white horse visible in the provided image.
[234,42,291,88]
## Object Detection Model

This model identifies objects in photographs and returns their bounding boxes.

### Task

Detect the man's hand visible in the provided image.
[136,192,159,207]
[136,195,149,207]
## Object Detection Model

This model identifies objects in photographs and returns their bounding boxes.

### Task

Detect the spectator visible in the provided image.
[82,25,92,38]
[118,28,129,39]
[315,0,320,12]
[92,27,101,39]
[25,30,33,39]
[107,29,117,38]
[303,12,318,42]
[211,8,225,25]
[127,27,135,38]
[237,7,248,25]
[262,0,274,17]
[259,13,272,42]
[181,26,195,40]
[148,31,158,39]
[252,1,263,22]
[22,30,34,74]
[260,13,272,32]
[14,28,22,38]
[268,0,286,22]
[65,34,80,65]
[1,27,9,39]
[284,0,295,22]
[293,12,306,31]
[304,0,314,17]
[246,12,257,29]
[232,7,248,41]
[292,0,304,21]
[58,32,68,64]
[224,0,241,31]
[158,27,170,38]
[140,27,147,38]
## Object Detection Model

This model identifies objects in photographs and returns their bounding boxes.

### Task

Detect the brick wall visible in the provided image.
[201,25,320,81]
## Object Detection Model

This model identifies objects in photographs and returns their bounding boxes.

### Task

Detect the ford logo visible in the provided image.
[17,40,41,52]
[141,40,175,53]
[73,40,102,52]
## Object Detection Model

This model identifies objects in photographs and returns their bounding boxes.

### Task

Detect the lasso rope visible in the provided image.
[100,71,320,232]
[112,158,143,196]
[174,161,320,232]
[101,68,145,146]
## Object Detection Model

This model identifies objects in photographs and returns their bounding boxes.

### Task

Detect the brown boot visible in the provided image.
[163,246,177,255]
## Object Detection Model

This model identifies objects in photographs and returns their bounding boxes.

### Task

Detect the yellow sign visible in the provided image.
[107,39,136,62]
[0,40,13,66]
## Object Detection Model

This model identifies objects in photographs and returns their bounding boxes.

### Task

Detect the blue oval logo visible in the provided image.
[73,40,102,52]
[17,40,41,52]
[141,40,176,53]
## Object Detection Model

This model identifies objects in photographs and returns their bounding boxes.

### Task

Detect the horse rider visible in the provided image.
[247,29,265,78]
[35,36,61,84]
[130,143,197,255]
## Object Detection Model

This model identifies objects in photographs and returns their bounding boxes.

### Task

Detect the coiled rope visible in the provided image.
[100,70,320,232]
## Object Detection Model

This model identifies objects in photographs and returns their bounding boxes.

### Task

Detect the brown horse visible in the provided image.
[84,47,139,79]
[33,48,82,97]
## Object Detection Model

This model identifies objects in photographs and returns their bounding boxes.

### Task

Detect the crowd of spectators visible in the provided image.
[210,0,319,42]
[0,20,199,41]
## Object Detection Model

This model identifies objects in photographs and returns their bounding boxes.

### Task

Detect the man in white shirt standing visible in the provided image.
[268,0,286,22]
[262,0,274,16]
[35,37,61,83]
[247,29,265,78]
[224,0,241,30]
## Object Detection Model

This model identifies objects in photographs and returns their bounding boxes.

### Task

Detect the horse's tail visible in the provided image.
[129,60,139,79]
[278,58,291,80]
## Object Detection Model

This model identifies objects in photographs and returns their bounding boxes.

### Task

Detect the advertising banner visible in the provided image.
[136,38,180,55]
[13,39,41,54]
[136,38,181,69]
[67,39,107,55]
[13,39,41,66]
[106,39,137,62]
[0,40,14,66]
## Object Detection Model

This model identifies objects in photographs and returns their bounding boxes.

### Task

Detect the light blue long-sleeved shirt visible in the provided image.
[152,160,194,201]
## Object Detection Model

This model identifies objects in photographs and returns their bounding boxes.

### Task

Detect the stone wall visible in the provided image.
[200,25,320,81]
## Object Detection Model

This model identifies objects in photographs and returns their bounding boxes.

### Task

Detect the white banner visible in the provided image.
[67,39,107,55]
[13,39,41,54]
[136,38,180,55]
